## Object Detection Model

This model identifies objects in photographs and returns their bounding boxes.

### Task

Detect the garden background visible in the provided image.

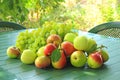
[0,0,120,31]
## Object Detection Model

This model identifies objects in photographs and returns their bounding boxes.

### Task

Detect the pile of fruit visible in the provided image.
[6,23,109,69]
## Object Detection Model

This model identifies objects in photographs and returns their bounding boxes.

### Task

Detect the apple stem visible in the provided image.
[97,45,107,50]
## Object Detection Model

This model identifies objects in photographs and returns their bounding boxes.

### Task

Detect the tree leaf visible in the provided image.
[51,48,61,62]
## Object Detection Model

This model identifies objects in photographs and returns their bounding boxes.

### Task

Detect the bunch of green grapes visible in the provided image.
[42,21,75,40]
[28,28,46,53]
[16,21,77,53]
[16,30,35,52]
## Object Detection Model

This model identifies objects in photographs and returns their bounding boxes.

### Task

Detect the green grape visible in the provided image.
[45,33,50,38]
[50,30,57,35]
[58,27,64,34]
[28,39,32,44]
[41,40,46,45]
[20,40,25,45]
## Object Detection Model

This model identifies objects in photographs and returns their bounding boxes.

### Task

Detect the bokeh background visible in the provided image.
[0,0,120,31]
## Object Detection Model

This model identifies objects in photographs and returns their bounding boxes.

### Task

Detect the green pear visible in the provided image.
[21,49,37,64]
[73,36,88,50]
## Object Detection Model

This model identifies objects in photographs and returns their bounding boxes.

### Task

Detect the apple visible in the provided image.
[87,51,103,69]
[61,41,76,57]
[64,33,77,43]
[7,46,20,58]
[73,36,88,51]
[47,34,62,47]
[98,49,109,63]
[51,49,67,69]
[35,56,51,69]
[44,43,56,56]
[85,38,97,54]
[21,49,37,64]
[70,51,87,67]
[37,46,45,57]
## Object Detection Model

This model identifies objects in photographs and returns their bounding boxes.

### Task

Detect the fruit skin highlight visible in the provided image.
[21,49,37,64]
[61,41,76,57]
[35,56,51,69]
[7,46,20,58]
[70,51,87,67]
[73,36,88,51]
[87,52,103,69]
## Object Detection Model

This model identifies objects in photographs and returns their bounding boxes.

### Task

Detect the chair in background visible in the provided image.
[88,21,120,38]
[0,21,26,32]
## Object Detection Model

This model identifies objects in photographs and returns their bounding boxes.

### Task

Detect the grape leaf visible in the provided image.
[51,48,61,62]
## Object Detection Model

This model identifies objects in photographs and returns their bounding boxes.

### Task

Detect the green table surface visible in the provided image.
[0,29,120,80]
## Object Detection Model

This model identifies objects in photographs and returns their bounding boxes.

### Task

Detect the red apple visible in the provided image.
[61,41,76,57]
[97,49,109,63]
[7,46,20,58]
[51,49,67,69]
[44,43,56,56]
[87,51,103,69]
[35,56,51,69]
[47,34,62,47]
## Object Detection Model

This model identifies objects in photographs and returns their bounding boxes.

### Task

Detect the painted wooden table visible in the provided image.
[0,29,120,80]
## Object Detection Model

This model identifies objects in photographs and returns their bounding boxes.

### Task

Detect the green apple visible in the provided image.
[98,49,109,63]
[64,33,77,43]
[21,49,37,64]
[87,52,103,69]
[73,36,88,50]
[70,51,87,67]
[85,38,97,54]
[7,46,20,58]
[37,46,45,57]
[35,56,51,68]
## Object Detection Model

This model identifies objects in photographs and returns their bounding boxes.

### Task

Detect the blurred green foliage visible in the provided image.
[0,0,120,30]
